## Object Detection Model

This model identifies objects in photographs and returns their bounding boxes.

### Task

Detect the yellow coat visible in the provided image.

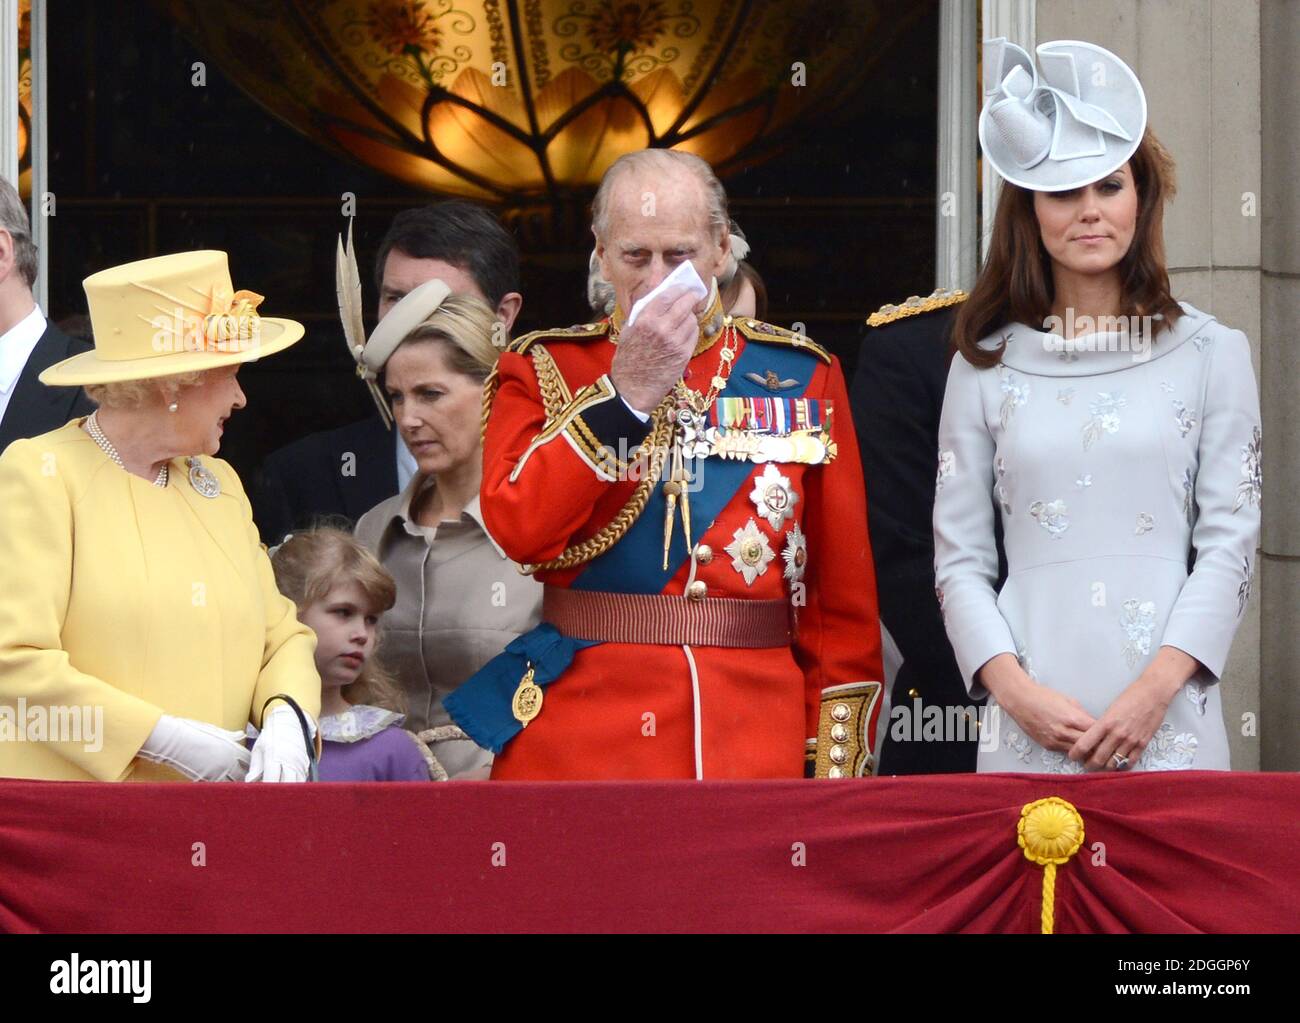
[0,419,320,781]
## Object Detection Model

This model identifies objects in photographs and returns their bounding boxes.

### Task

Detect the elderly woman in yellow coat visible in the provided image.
[0,250,320,782]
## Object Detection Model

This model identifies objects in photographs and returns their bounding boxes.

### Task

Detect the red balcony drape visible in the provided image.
[1,772,1296,933]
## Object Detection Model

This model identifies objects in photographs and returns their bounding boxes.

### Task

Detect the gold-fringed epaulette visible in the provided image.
[866,287,967,327]
[731,316,832,365]
[507,321,608,356]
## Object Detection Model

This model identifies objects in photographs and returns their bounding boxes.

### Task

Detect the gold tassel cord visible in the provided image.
[522,400,674,574]
[1017,796,1085,935]
[1041,863,1058,935]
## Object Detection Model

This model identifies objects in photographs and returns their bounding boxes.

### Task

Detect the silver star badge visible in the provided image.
[781,522,807,583]
[681,423,713,460]
[724,518,775,586]
[749,464,798,530]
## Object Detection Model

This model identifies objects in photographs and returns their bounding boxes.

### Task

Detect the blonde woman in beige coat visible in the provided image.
[353,283,541,779]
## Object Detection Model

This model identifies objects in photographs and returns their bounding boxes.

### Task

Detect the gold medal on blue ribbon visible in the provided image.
[512,663,544,727]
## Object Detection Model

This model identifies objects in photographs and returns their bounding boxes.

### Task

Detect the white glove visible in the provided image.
[137,714,251,782]
[247,704,315,783]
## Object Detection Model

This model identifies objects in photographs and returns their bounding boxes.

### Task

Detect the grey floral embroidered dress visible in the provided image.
[934,304,1260,773]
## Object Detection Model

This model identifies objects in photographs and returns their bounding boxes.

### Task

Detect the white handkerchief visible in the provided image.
[625,260,709,327]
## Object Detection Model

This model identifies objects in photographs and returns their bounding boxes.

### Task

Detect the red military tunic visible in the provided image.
[479,300,883,780]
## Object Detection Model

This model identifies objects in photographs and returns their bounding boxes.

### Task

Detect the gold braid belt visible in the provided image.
[481,344,675,574]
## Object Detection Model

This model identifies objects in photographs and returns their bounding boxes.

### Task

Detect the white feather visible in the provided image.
[335,219,393,428]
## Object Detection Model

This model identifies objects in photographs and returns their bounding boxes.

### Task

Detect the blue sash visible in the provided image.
[443,624,598,755]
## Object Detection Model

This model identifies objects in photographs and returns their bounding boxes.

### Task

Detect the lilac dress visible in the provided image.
[318,705,434,782]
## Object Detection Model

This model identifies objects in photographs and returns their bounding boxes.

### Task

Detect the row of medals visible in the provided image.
[662,332,833,568]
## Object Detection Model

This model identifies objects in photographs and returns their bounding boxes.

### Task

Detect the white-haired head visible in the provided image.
[590,149,732,318]
[587,216,753,320]
[591,149,728,243]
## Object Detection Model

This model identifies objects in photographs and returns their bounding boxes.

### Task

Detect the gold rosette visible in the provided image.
[1017,796,1085,934]
[192,286,264,352]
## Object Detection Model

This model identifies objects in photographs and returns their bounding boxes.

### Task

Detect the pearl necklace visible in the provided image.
[84,411,169,488]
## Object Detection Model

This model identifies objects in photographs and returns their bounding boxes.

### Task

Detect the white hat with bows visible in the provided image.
[979,38,1147,192]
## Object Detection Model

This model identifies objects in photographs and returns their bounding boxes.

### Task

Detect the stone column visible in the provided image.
[0,0,20,186]
[1259,0,1299,770]
[936,0,979,291]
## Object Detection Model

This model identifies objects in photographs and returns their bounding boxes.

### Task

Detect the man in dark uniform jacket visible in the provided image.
[253,200,523,544]
[851,288,1004,774]
[0,320,93,454]
[0,178,92,454]
[253,408,396,543]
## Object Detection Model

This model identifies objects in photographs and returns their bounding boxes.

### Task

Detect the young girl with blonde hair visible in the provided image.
[271,527,438,781]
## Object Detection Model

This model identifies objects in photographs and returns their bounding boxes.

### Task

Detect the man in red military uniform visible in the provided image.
[446,149,883,780]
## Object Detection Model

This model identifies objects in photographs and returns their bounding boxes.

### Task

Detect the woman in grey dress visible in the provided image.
[934,40,1260,773]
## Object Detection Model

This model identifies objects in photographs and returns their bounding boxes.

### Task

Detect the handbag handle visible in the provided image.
[261,694,320,782]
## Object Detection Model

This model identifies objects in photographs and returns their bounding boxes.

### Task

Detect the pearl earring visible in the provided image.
[168,402,179,413]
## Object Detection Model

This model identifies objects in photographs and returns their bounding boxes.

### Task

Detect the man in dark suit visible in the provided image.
[0,177,92,455]
[253,200,523,544]
[851,288,1003,775]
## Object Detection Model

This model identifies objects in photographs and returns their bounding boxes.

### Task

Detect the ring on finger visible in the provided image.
[1111,751,1130,770]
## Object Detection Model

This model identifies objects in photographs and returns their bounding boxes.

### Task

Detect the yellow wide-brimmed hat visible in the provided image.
[40,250,305,386]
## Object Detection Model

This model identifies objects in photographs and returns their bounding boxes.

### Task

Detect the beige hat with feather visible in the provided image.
[336,219,452,430]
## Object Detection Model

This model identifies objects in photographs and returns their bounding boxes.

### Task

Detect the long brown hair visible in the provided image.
[953,128,1181,368]
[270,527,405,715]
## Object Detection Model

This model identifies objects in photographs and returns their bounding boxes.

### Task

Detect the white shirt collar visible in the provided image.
[0,305,47,395]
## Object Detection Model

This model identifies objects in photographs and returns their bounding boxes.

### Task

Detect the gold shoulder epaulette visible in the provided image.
[732,316,831,365]
[508,321,608,355]
[867,287,967,328]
